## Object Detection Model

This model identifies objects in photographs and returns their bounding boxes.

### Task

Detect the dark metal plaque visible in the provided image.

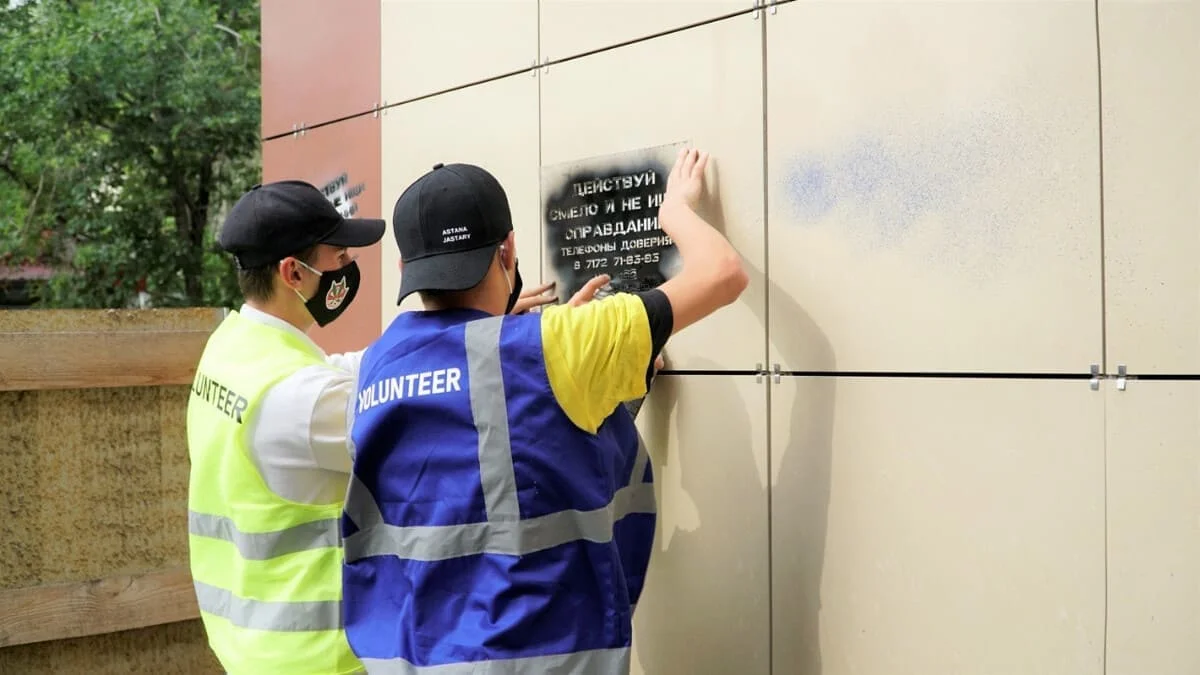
[541,142,687,302]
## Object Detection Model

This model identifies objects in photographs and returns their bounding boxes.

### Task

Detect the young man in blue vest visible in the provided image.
[342,148,748,672]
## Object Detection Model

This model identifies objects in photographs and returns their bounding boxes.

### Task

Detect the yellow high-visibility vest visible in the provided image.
[186,310,362,675]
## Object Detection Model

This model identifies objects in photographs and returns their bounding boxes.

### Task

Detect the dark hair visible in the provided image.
[416,288,469,308]
[236,244,319,303]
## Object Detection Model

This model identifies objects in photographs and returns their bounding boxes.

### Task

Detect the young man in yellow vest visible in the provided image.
[186,180,601,674]
[186,180,388,675]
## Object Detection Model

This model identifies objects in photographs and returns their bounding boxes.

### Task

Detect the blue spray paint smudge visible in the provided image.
[786,159,837,221]
[781,111,1010,250]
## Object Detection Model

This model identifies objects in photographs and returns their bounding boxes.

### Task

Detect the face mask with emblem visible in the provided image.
[293,257,361,327]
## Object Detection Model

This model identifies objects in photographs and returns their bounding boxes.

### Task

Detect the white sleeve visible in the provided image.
[252,365,356,477]
[326,348,366,378]
[307,370,358,473]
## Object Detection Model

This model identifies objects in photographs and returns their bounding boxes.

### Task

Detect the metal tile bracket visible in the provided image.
[751,0,761,19]
[772,363,782,384]
[1089,364,1100,390]
[755,363,764,384]
[531,59,538,77]
[1116,364,1128,391]
[541,57,550,74]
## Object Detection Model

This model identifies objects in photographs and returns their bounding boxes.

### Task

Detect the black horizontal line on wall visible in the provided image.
[1127,373,1200,381]
[657,369,760,377]
[261,3,774,142]
[645,369,1200,380]
[261,63,534,141]
[657,369,1100,380]
[779,371,1095,380]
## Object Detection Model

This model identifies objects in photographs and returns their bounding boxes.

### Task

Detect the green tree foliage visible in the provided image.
[0,0,260,308]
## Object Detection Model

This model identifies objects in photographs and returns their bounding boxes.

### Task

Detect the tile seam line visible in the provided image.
[260,5,766,142]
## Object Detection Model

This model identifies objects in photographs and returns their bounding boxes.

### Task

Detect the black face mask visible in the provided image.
[295,259,360,327]
[504,258,523,315]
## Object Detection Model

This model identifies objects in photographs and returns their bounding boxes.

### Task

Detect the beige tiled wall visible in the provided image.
[378,72,541,323]
[766,0,1103,374]
[539,15,766,370]
[632,373,770,675]
[1105,381,1200,675]
[539,0,747,63]
[372,1,1200,672]
[770,377,1107,674]
[1098,0,1200,374]
[379,0,537,104]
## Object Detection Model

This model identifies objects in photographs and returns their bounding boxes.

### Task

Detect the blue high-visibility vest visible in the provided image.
[342,308,657,673]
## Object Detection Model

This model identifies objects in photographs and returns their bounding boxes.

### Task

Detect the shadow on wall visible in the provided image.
[629,160,839,673]
[632,358,767,675]
[758,264,838,675]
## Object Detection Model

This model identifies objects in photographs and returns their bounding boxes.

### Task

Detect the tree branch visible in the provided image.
[213,23,240,43]
[24,169,46,228]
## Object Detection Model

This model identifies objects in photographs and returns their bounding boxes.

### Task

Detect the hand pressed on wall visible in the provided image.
[567,274,611,307]
[512,281,558,314]
[512,274,618,314]
[663,147,710,211]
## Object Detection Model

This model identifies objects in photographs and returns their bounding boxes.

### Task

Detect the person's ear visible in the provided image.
[500,232,517,269]
[279,257,304,290]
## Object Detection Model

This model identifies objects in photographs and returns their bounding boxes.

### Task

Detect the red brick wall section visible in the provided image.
[260,0,383,355]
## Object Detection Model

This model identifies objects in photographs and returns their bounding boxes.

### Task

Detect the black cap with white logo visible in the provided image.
[217,180,386,269]
[391,162,513,303]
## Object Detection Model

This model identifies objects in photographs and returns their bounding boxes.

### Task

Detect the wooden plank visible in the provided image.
[0,309,224,391]
[0,567,199,648]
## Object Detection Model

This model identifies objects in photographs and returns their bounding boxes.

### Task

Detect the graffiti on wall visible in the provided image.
[778,105,1060,264]
[541,142,687,301]
[320,172,367,218]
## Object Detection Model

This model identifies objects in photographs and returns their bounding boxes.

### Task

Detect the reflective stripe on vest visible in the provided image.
[194,580,343,632]
[189,511,344,632]
[343,482,655,562]
[465,317,521,522]
[344,316,656,560]
[189,511,341,560]
[345,314,655,672]
[358,647,631,674]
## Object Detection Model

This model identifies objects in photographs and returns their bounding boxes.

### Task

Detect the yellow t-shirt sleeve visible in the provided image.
[540,293,653,434]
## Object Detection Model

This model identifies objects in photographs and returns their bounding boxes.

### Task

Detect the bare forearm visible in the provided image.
[655,199,748,333]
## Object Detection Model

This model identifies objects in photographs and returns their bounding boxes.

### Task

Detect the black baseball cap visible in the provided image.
[392,162,513,303]
[217,180,386,269]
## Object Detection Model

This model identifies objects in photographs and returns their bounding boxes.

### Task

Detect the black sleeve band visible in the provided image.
[635,288,673,390]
